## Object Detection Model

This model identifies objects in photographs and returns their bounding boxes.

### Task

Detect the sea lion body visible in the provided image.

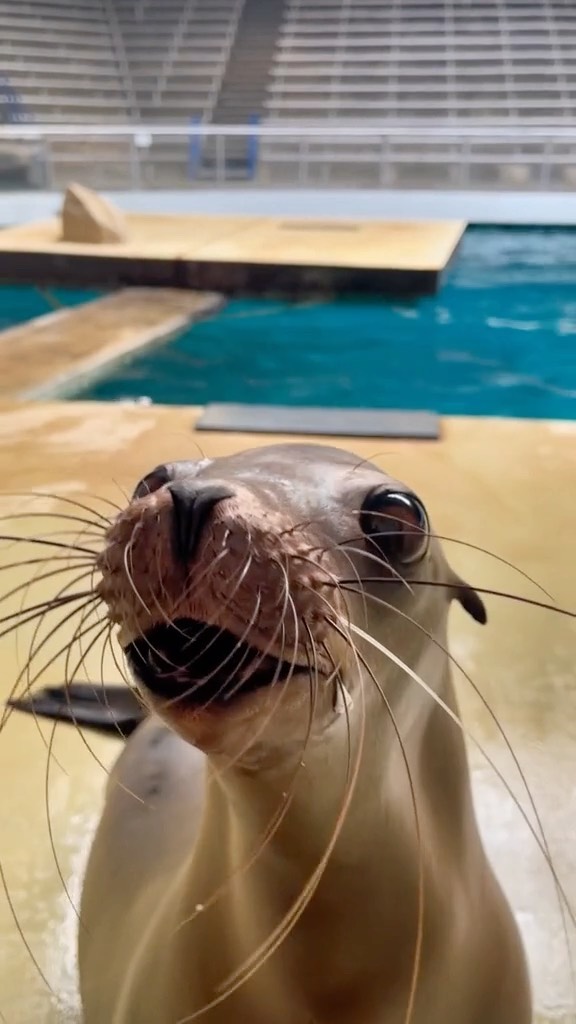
[74,444,530,1023]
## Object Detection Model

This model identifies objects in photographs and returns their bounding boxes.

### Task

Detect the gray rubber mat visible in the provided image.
[196,404,440,440]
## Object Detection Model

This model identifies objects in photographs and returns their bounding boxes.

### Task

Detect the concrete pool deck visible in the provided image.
[0,213,465,295]
[0,400,574,1022]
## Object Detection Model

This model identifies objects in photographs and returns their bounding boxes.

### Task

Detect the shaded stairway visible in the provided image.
[202,0,286,179]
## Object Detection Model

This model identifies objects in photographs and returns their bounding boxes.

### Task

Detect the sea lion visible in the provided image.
[11,443,532,1024]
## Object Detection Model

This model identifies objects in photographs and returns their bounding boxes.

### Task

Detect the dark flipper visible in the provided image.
[7,683,148,739]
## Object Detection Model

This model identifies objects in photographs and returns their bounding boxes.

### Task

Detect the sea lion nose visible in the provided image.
[167,481,234,566]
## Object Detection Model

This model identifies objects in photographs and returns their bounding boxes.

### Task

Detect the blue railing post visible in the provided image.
[187,115,203,181]
[247,113,260,181]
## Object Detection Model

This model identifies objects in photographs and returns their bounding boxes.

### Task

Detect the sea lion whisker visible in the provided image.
[104,627,139,695]
[90,635,152,807]
[344,610,573,1003]
[60,620,152,810]
[185,587,261,693]
[343,578,576,620]
[0,595,100,734]
[216,608,280,706]
[111,477,132,508]
[299,534,410,596]
[344,509,556,603]
[161,547,232,642]
[329,657,353,781]
[183,579,297,715]
[174,525,236,618]
[172,527,253,635]
[198,630,368,1020]
[162,553,291,713]
[120,524,228,676]
[0,859,56,997]
[9,609,105,726]
[0,590,96,638]
[0,531,103,556]
[47,616,151,807]
[340,615,576,929]
[2,616,111,984]
[0,511,108,534]
[329,618,425,1024]
[341,584,561,860]
[87,491,124,515]
[0,554,98,575]
[61,618,129,781]
[120,524,201,675]
[279,513,376,625]
[341,583,576,990]
[214,557,301,707]
[0,561,96,610]
[44,717,84,925]
[174,610,314,939]
[210,635,365,1002]
[210,581,303,776]
[97,626,142,743]
[124,521,153,620]
[5,589,100,708]
[111,518,211,676]
[154,591,264,711]
[0,490,113,526]
[14,511,100,661]
[21,555,99,703]
[0,587,100,741]
[347,451,395,476]
[356,668,423,1024]
[0,533,97,556]
[340,542,413,592]
[149,521,178,634]
[174,696,314,974]
[176,549,254,662]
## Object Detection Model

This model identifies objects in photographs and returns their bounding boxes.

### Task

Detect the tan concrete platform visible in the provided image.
[0,401,574,1022]
[0,214,466,296]
[0,287,221,401]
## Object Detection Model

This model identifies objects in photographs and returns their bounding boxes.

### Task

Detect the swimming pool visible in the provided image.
[11,228,576,419]
[0,284,102,331]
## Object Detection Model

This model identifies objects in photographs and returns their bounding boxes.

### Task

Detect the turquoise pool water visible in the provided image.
[0,285,102,331]
[7,228,576,419]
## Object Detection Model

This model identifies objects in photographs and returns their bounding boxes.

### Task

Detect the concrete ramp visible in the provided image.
[0,287,222,400]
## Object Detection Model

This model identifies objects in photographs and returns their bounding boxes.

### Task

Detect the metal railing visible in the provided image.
[1,122,576,191]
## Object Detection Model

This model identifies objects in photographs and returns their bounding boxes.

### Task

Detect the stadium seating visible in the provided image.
[0,0,130,123]
[0,0,575,189]
[266,0,576,123]
[260,0,576,187]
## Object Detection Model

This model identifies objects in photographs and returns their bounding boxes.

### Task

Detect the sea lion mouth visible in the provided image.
[125,618,305,707]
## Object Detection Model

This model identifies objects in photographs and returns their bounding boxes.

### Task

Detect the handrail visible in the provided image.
[1,122,576,139]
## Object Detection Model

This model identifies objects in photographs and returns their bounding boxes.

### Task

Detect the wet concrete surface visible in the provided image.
[0,401,574,1023]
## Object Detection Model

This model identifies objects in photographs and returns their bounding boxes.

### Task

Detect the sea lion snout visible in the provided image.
[96,467,341,710]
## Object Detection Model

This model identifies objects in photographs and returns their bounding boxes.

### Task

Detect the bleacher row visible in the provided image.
[270,0,576,122]
[0,0,244,123]
[1,0,576,189]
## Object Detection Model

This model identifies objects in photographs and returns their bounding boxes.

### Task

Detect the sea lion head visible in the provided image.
[96,444,485,765]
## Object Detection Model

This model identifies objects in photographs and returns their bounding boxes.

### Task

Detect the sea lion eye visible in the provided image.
[359,488,429,565]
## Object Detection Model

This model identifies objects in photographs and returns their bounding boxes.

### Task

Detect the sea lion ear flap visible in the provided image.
[454,579,487,625]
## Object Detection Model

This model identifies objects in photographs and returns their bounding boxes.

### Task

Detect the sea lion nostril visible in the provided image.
[168,481,234,566]
[132,464,172,500]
